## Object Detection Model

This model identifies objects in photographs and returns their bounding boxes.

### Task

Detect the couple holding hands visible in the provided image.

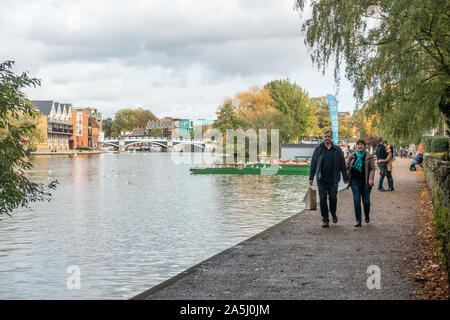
[309,130,375,228]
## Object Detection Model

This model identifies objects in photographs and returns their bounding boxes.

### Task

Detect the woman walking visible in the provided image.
[378,145,394,191]
[347,139,376,227]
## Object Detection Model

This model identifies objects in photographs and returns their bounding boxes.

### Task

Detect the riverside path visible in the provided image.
[133,158,423,300]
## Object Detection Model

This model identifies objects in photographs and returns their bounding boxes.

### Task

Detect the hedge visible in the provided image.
[431,136,449,153]
[424,136,433,152]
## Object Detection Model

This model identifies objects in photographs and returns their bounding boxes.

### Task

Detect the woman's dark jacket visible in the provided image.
[346,151,376,187]
[309,143,348,184]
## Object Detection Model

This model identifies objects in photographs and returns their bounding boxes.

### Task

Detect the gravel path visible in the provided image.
[133,158,422,300]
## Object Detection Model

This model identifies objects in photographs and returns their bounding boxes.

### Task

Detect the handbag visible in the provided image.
[303,187,317,211]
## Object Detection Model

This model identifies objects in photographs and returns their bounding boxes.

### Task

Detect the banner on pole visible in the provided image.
[326,94,339,144]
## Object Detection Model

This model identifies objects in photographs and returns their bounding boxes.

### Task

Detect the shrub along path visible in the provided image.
[134,158,429,300]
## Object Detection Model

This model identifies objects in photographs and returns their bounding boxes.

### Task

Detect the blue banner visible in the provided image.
[326,94,339,144]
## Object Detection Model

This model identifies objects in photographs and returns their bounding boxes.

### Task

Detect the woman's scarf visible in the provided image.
[353,150,366,172]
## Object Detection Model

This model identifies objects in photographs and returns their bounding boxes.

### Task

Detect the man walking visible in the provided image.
[376,139,388,191]
[309,130,349,228]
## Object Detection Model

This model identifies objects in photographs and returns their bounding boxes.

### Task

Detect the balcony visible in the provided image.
[48,127,74,135]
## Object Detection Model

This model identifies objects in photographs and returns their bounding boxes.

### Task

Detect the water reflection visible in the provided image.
[0,153,308,299]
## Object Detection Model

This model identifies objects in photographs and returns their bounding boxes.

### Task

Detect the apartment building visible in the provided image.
[32,100,74,151]
[70,108,102,149]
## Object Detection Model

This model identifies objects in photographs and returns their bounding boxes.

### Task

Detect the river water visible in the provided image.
[0,152,310,299]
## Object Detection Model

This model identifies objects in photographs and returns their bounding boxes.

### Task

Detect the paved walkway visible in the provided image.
[133,158,422,300]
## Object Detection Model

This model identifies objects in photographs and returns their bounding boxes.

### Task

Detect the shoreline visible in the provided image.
[31,150,105,155]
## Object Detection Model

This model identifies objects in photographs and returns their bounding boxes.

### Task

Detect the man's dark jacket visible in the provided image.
[309,142,349,184]
[376,143,387,160]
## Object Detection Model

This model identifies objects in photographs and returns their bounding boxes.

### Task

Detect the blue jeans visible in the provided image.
[410,159,418,171]
[350,179,372,222]
[377,162,385,189]
[317,180,338,221]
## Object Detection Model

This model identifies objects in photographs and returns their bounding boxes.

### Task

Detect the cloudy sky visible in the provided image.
[0,0,357,120]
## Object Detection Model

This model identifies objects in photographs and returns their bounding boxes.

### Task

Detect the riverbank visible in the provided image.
[133,158,437,300]
[31,150,105,155]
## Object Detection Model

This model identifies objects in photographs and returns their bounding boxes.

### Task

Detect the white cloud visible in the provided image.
[0,0,358,119]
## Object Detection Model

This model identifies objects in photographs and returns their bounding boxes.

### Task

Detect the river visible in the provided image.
[0,152,310,299]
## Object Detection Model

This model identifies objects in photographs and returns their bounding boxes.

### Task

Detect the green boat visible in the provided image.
[189,163,310,175]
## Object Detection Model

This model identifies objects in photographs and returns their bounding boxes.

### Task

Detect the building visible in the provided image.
[32,100,74,151]
[149,118,215,139]
[128,128,146,136]
[281,143,317,161]
[70,108,102,149]
[147,117,174,138]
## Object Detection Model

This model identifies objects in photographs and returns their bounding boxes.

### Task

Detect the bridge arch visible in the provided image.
[102,141,119,148]
[124,141,168,148]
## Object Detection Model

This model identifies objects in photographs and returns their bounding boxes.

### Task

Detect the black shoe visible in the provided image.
[387,188,394,192]
[365,217,370,223]
[322,220,329,228]
[354,221,362,227]
[378,188,386,192]
[331,214,338,223]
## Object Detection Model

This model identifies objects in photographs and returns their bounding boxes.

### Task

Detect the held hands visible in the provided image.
[369,179,374,186]
[309,180,313,186]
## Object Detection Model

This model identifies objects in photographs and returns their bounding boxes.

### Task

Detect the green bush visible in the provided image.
[431,136,449,153]
[432,188,450,266]
[424,136,433,152]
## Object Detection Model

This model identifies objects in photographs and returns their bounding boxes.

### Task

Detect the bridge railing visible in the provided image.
[104,136,209,142]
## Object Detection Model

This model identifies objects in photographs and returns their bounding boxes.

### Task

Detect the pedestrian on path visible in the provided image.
[347,139,376,227]
[309,130,349,228]
[378,145,395,191]
[376,139,388,191]
[410,151,423,171]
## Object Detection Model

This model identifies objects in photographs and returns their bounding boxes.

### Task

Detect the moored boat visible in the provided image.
[189,160,310,175]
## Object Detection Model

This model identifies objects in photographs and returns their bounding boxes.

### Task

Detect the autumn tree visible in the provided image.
[352,107,379,139]
[295,0,450,143]
[309,96,330,138]
[234,85,276,130]
[135,108,158,128]
[0,61,57,217]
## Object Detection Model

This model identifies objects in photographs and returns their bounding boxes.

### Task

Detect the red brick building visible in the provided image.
[69,108,102,150]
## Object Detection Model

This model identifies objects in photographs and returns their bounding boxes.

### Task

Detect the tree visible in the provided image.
[102,117,113,137]
[308,96,355,140]
[310,96,331,138]
[352,106,380,140]
[295,0,450,143]
[0,61,57,217]
[150,126,163,137]
[213,98,246,133]
[135,108,158,128]
[111,108,158,136]
[338,113,354,140]
[266,79,313,142]
[0,111,45,150]
[234,85,276,129]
